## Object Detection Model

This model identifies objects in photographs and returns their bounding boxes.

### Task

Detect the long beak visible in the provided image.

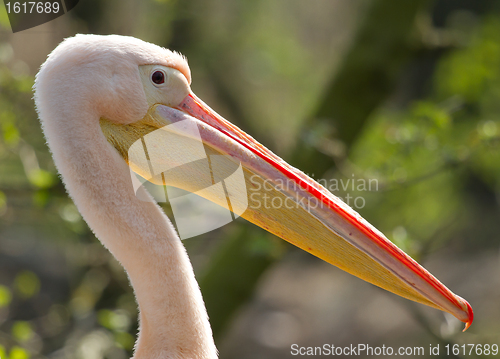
[101,92,473,331]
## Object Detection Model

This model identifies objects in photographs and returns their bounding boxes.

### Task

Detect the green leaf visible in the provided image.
[12,321,33,342]
[0,191,7,215]
[114,331,135,350]
[28,169,55,189]
[98,309,131,332]
[9,346,30,359]
[1,121,20,146]
[15,77,34,93]
[412,101,450,129]
[32,190,50,208]
[14,271,40,299]
[0,2,10,30]
[0,285,12,307]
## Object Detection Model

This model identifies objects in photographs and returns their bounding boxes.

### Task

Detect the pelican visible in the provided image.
[34,34,472,359]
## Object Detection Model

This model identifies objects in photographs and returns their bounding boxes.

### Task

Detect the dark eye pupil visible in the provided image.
[152,71,165,84]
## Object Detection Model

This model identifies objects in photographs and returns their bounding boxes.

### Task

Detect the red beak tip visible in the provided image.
[461,299,474,332]
[462,321,472,332]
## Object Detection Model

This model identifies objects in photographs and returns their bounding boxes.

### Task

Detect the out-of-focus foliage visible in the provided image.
[0,35,135,358]
[347,16,500,258]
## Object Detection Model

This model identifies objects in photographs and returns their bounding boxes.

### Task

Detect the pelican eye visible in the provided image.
[151,70,165,85]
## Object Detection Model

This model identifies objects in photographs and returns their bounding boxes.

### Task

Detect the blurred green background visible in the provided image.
[1,0,499,358]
